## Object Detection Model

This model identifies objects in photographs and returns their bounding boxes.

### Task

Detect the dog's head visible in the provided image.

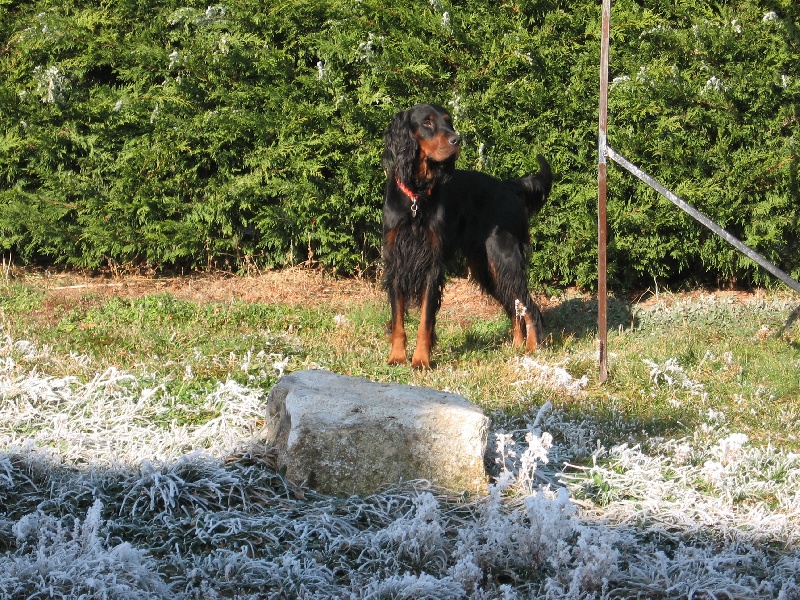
[382,103,461,186]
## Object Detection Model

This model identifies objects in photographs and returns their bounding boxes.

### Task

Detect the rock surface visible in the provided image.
[263,370,490,495]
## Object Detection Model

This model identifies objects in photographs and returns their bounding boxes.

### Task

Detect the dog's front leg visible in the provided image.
[388,293,407,365]
[411,287,438,369]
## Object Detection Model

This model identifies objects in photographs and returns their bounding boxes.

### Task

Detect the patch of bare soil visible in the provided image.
[20,268,515,323]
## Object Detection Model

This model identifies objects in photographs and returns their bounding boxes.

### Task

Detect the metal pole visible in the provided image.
[597,0,611,382]
[606,146,800,295]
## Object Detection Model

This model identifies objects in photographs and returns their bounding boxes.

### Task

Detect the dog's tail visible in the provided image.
[511,154,552,215]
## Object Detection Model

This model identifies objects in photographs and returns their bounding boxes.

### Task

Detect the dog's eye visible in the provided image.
[422,120,433,128]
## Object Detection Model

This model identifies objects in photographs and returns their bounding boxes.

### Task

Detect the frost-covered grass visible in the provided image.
[1,278,799,598]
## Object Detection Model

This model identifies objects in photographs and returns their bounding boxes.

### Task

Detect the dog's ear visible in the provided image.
[382,110,417,184]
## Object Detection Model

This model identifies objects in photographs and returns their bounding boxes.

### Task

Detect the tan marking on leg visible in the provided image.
[524,303,543,352]
[510,298,526,348]
[411,293,433,369]
[388,295,407,365]
[512,318,525,348]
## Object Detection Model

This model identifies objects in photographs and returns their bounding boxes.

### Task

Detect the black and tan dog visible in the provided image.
[381,103,552,368]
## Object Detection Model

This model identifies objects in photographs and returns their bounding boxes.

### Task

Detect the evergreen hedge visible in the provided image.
[1,0,798,289]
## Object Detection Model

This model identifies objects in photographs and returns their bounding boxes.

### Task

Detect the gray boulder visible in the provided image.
[263,370,490,496]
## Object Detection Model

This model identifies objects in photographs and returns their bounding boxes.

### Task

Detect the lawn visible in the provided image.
[1,269,799,598]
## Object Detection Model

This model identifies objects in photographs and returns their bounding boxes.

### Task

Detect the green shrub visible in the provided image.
[1,0,798,289]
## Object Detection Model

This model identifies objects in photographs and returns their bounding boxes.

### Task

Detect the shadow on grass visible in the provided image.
[440,296,637,356]
[542,295,636,346]
[780,304,800,348]
[452,320,510,355]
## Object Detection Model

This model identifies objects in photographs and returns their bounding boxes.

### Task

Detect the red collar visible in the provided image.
[395,176,431,217]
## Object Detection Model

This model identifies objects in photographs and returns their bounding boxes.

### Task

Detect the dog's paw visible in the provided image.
[387,351,407,366]
[410,350,431,369]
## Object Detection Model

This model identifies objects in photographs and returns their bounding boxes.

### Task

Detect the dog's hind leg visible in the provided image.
[510,295,543,351]
[512,299,527,348]
[521,296,544,351]
[485,233,543,352]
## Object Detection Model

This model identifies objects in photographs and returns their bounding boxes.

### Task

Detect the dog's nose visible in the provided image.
[449,133,461,146]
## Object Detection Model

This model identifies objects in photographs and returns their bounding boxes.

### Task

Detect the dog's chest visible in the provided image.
[386,216,445,262]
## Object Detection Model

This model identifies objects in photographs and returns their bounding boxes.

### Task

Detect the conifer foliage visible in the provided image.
[1,0,798,288]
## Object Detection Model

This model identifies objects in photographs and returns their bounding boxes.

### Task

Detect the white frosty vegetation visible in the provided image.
[32,64,69,105]
[513,357,588,396]
[1,334,799,598]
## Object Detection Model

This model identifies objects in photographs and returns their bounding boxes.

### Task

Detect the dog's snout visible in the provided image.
[449,133,461,146]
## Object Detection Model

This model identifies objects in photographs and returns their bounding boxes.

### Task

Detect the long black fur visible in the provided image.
[381,103,552,367]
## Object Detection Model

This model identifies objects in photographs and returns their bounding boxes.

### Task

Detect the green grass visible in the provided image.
[1,278,798,449]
